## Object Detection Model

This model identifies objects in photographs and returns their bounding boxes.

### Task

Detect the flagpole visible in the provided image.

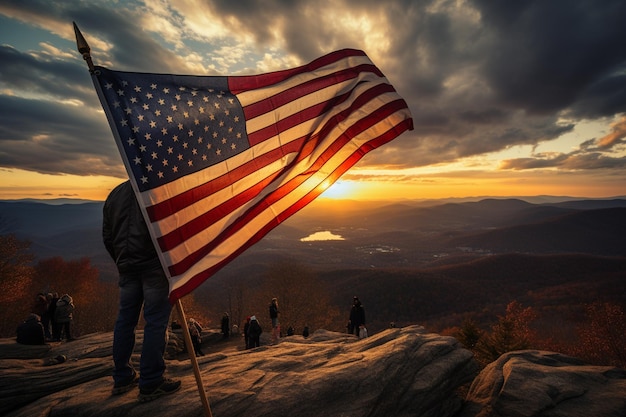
[176,299,213,417]
[73,22,95,73]
[73,22,212,417]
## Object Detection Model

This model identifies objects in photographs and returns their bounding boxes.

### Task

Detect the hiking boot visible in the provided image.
[138,379,181,402]
[112,372,138,395]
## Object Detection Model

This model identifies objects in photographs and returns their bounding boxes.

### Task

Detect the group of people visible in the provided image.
[16,292,75,345]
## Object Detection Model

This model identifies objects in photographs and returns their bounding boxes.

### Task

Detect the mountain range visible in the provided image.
[2,196,625,332]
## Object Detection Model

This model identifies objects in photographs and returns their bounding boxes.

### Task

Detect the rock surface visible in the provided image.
[3,329,625,417]
[1,325,478,417]
[459,350,626,417]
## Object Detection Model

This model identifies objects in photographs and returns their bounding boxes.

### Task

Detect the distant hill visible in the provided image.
[2,197,626,333]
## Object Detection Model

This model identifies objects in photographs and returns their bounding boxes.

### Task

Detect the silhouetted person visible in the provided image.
[53,293,74,341]
[188,318,204,356]
[348,296,365,336]
[103,180,180,401]
[16,313,45,345]
[247,315,262,348]
[269,297,280,343]
[221,312,230,338]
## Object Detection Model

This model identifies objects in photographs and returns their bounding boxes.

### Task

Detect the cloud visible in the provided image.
[0,0,624,182]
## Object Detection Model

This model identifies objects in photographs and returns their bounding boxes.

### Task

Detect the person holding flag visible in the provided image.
[103,180,181,401]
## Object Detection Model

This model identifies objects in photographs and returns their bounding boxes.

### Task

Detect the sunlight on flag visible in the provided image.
[93,49,413,302]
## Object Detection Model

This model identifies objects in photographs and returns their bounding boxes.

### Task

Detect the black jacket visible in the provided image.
[102,181,161,273]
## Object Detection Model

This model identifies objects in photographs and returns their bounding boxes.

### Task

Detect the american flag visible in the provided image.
[93,49,413,302]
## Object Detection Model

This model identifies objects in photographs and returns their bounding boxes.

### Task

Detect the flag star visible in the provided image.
[225,109,230,116]
[172,166,178,173]
[134,156,142,164]
[188,130,194,137]
[140,176,148,183]
[158,171,164,178]
[197,137,203,144]
[206,143,212,149]
[209,114,215,120]
[199,107,205,113]
[204,126,209,132]
[222,137,227,144]
[179,86,186,91]
[202,154,207,161]
[125,107,133,115]
[188,160,193,166]
[203,96,209,102]
[105,82,113,89]
[162,158,169,166]
[134,86,141,92]
[228,98,234,104]
[183,142,189,149]
[156,140,163,147]
[163,88,169,94]
[192,148,198,155]
[158,98,165,105]
[214,102,220,109]
[183,112,189,118]
[175,94,181,101]
[143,103,149,110]
[146,164,153,171]
[117,89,124,96]
[191,90,198,96]
[194,119,200,125]
[120,119,128,127]
[127,137,135,146]
[132,126,140,133]
[151,152,158,159]
[219,121,224,127]
[121,80,128,86]
[171,104,178,111]
[167,116,173,123]
[150,121,157,128]
[231,143,236,150]
[139,144,147,152]
[155,110,161,116]
[113,101,121,108]
[173,135,179,142]
[187,100,193,106]
[177,154,183,161]
[177,123,183,130]
[167,147,173,154]
[212,132,218,138]
[138,115,145,122]
[216,149,222,156]
[151,84,157,90]
[130,97,138,103]
[146,93,153,99]
[161,128,168,135]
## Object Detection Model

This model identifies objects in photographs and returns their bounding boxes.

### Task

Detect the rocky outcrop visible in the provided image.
[2,330,625,417]
[1,325,478,417]
[460,350,626,417]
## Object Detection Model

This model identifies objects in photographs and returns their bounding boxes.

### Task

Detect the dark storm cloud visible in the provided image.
[0,0,625,179]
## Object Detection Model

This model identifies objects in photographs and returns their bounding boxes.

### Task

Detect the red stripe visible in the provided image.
[168,116,414,303]
[167,97,409,276]
[243,64,382,120]
[228,49,366,94]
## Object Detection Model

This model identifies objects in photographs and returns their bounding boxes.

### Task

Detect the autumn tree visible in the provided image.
[0,233,35,337]
[454,319,483,350]
[475,301,537,365]
[575,302,626,368]
[32,257,114,336]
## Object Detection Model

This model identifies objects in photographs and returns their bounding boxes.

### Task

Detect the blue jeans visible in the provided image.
[113,265,172,389]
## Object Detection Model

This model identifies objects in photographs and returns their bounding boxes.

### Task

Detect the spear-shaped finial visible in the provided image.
[73,22,95,72]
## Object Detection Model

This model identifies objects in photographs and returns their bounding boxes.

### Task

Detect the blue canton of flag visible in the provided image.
[95,68,249,192]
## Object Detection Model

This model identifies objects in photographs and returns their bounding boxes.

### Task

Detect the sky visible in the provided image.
[0,0,625,202]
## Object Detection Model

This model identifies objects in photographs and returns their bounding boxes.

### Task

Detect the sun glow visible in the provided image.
[320,180,358,199]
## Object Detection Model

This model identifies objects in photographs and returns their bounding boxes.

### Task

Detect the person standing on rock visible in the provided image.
[269,297,280,344]
[103,180,181,401]
[53,293,75,341]
[247,315,263,348]
[348,296,366,336]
